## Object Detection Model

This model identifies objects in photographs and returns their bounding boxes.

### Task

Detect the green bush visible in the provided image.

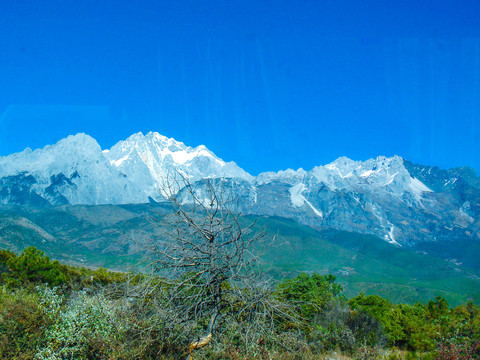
[1,246,130,291]
[349,294,441,352]
[346,310,385,348]
[0,249,15,285]
[276,273,343,319]
[2,247,67,287]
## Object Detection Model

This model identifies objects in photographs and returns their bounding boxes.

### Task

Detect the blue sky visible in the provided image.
[0,0,479,175]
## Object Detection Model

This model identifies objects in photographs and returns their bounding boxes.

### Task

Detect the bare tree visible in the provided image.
[133,175,299,359]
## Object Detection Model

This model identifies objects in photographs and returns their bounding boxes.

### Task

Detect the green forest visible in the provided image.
[1,246,479,360]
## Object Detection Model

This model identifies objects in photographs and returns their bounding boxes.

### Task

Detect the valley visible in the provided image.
[1,203,479,306]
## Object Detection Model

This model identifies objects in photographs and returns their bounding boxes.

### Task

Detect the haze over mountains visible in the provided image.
[0,132,479,248]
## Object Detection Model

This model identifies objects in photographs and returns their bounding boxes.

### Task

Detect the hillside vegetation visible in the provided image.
[1,204,479,306]
[1,246,479,359]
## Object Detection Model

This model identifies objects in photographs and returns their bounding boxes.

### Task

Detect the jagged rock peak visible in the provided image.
[57,132,100,146]
[255,168,307,185]
[121,131,188,150]
[106,131,223,166]
[104,131,252,183]
[324,155,404,171]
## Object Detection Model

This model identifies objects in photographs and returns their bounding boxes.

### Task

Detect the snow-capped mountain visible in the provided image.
[241,156,438,246]
[0,134,145,205]
[0,132,478,247]
[255,155,433,207]
[0,132,251,205]
[103,132,252,198]
[172,156,479,247]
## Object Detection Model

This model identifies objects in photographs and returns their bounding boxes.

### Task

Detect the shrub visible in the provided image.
[435,340,480,360]
[0,288,49,359]
[35,290,124,359]
[0,249,16,285]
[348,294,436,351]
[346,310,386,348]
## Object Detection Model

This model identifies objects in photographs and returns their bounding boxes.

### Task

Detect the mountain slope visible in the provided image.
[0,204,478,305]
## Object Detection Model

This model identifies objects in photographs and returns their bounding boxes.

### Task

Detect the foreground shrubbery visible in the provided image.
[1,247,479,359]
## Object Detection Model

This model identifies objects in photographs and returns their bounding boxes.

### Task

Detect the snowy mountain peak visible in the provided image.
[135,131,187,152]
[102,131,252,198]
[108,131,225,167]
[53,133,103,159]
[252,155,431,210]
[327,156,356,168]
[59,132,100,147]
[0,133,102,178]
[0,131,252,204]
[324,155,404,174]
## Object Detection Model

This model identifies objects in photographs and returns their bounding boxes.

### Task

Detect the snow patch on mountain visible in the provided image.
[289,183,306,207]
[386,222,400,246]
[361,170,375,177]
[289,183,323,218]
[459,202,475,223]
[409,177,433,199]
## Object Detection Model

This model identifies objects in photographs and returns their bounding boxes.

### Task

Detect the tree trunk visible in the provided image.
[185,311,219,359]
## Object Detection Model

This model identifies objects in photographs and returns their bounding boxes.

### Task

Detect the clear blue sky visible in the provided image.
[0,0,479,175]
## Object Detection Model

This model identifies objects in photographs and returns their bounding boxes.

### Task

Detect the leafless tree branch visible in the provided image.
[124,173,300,358]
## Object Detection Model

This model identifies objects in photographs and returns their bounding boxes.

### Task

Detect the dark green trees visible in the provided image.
[1,247,67,287]
[276,273,343,318]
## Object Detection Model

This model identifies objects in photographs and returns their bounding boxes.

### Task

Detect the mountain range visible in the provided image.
[0,132,479,250]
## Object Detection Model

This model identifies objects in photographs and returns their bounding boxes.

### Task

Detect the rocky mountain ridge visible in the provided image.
[0,132,478,247]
